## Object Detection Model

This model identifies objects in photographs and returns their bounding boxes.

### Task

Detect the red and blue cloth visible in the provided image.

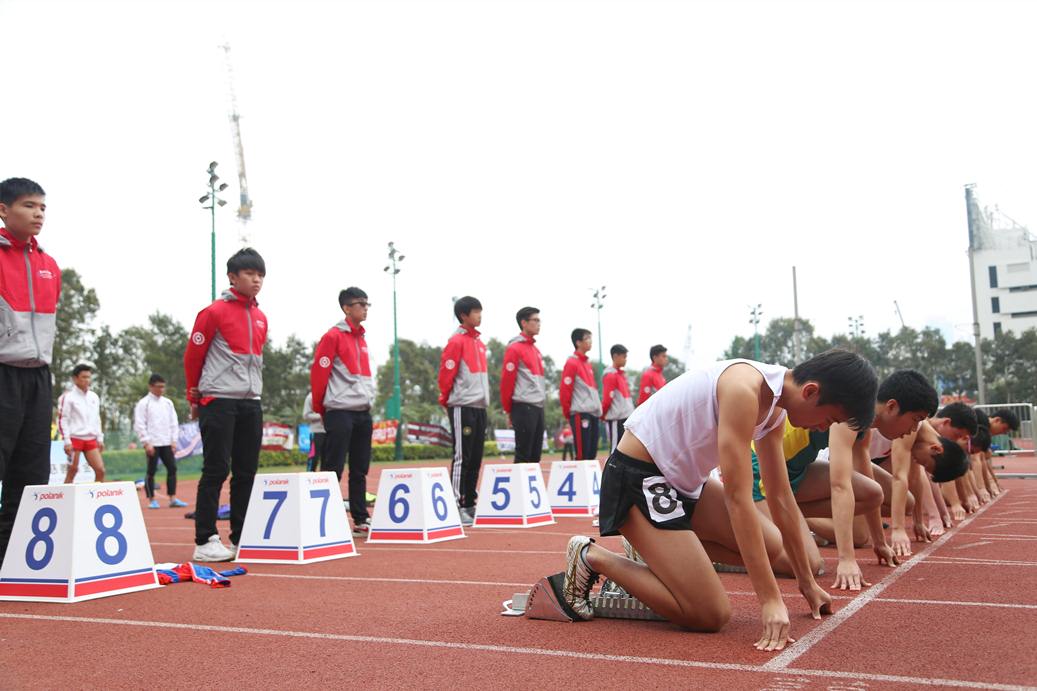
[155,562,247,588]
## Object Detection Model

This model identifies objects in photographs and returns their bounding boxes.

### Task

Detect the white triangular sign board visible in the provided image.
[0,482,159,603]
[547,460,602,516]
[367,467,466,543]
[473,464,554,528]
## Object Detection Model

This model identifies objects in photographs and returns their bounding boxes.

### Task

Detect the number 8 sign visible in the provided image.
[0,482,160,603]
[367,467,467,543]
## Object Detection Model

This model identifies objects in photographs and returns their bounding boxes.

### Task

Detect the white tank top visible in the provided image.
[624,359,788,499]
[869,429,893,460]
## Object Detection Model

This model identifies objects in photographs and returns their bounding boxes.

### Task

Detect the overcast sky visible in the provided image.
[4,0,1037,373]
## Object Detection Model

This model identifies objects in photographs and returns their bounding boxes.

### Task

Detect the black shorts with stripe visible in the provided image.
[597,449,700,537]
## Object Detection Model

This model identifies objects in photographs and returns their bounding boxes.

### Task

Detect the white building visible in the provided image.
[969,200,1037,339]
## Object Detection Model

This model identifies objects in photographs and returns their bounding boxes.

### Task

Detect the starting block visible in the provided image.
[473,464,554,528]
[547,460,602,516]
[0,482,159,603]
[367,467,466,543]
[507,573,665,622]
[236,472,357,563]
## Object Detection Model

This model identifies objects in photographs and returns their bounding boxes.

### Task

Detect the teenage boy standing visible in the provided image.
[637,344,668,405]
[184,248,268,562]
[501,307,547,463]
[601,344,634,453]
[134,373,186,508]
[438,296,489,525]
[311,287,376,537]
[59,364,106,483]
[0,178,61,563]
[560,328,602,460]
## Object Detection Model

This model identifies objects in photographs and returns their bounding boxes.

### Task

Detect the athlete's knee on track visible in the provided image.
[856,476,883,512]
[673,597,730,632]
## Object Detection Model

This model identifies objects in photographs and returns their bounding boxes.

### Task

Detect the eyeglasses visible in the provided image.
[348,301,371,308]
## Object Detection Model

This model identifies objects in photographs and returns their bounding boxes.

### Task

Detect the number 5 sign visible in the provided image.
[367,467,466,543]
[236,472,357,563]
[0,482,160,603]
[473,464,554,528]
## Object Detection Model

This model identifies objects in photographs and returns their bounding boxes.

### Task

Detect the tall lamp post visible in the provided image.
[383,242,405,461]
[198,161,229,302]
[749,304,763,360]
[848,315,865,339]
[590,286,607,386]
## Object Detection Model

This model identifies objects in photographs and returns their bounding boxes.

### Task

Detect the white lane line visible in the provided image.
[249,573,532,587]
[0,613,1024,690]
[762,490,1008,671]
[877,598,1037,611]
[955,534,1037,541]
[953,541,994,550]
[925,557,1037,567]
[360,546,562,555]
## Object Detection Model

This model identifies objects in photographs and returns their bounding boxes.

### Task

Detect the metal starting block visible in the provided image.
[502,573,665,622]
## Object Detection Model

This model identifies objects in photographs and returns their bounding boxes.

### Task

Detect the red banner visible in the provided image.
[372,420,399,445]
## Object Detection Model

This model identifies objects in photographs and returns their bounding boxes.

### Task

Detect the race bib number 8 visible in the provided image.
[642,476,685,523]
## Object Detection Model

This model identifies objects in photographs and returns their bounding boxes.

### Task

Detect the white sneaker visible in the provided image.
[193,535,235,562]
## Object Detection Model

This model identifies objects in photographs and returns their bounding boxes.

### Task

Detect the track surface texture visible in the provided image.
[2,454,1036,689]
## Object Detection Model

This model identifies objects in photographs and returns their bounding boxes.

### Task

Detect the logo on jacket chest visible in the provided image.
[37,269,54,280]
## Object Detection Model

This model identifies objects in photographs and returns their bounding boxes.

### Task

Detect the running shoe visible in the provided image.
[169,498,188,508]
[192,535,235,562]
[147,499,160,509]
[563,536,599,620]
[460,507,475,527]
[352,519,371,538]
[365,492,378,505]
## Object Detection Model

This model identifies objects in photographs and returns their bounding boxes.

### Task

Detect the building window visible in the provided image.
[989,266,998,288]
[994,322,1003,337]
[1010,310,1037,318]
[1008,284,1037,292]
[992,297,1000,313]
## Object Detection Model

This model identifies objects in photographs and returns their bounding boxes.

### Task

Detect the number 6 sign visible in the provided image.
[367,467,466,543]
[236,472,357,563]
[0,482,160,603]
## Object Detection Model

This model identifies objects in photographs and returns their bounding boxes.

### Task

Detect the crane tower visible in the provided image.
[220,43,253,235]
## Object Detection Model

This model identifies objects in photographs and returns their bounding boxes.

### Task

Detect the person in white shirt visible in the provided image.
[58,364,106,483]
[134,373,186,508]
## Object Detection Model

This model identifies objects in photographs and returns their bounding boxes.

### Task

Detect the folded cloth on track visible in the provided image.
[155,562,247,588]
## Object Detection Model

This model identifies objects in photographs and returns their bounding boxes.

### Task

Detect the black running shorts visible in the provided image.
[597,449,700,537]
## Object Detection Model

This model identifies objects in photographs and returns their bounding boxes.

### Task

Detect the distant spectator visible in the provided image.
[501,306,547,463]
[59,364,106,483]
[601,344,634,453]
[302,392,325,472]
[134,373,186,508]
[637,344,668,405]
[560,328,602,460]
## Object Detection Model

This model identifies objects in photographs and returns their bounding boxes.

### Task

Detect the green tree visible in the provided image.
[52,268,99,401]
[119,313,191,420]
[374,339,444,427]
[262,334,313,424]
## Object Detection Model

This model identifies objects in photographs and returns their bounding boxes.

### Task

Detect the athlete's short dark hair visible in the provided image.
[972,425,992,453]
[791,349,878,431]
[453,296,482,322]
[931,437,970,483]
[937,402,978,436]
[610,344,628,357]
[149,373,165,386]
[227,247,266,276]
[0,177,45,205]
[991,408,1021,431]
[516,306,539,329]
[571,328,592,348]
[649,344,667,360]
[878,370,938,416]
[72,364,93,377]
[339,286,368,307]
[974,407,990,430]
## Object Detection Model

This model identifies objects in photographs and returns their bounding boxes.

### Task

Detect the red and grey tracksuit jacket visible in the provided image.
[0,228,61,368]
[311,319,375,414]
[438,326,489,409]
[601,366,634,421]
[560,351,602,419]
[184,288,267,405]
[637,364,666,405]
[500,333,546,413]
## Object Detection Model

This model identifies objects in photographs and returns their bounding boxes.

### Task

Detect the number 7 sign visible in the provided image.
[236,472,357,563]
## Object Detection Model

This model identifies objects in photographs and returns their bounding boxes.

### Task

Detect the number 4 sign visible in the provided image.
[367,467,466,543]
[473,464,554,528]
[236,472,357,564]
[0,482,160,603]
[547,460,602,516]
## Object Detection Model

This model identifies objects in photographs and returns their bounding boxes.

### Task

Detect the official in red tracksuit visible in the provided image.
[438,297,489,519]
[184,249,268,557]
[311,287,376,535]
[500,306,547,463]
[560,328,603,460]
[637,344,669,405]
[0,178,61,562]
[601,344,634,453]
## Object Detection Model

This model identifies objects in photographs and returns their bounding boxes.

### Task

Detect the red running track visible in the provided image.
[2,457,1036,689]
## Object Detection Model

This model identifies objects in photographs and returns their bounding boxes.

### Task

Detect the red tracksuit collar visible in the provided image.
[520,332,537,345]
[342,317,366,335]
[459,325,481,338]
[0,227,41,251]
[222,287,258,306]
[652,363,663,373]
[573,350,589,362]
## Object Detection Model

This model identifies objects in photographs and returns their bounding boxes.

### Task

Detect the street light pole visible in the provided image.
[749,304,763,360]
[590,286,607,386]
[384,242,405,461]
[848,315,865,339]
[198,161,228,302]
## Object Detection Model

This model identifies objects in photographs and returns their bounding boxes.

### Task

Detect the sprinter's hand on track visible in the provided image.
[951,504,966,522]
[801,581,832,619]
[832,558,869,591]
[891,529,912,558]
[755,600,794,651]
[913,521,932,543]
[873,541,900,567]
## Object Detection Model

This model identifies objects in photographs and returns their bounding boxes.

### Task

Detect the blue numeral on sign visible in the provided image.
[310,489,330,537]
[491,476,511,510]
[389,484,411,523]
[263,491,288,539]
[558,473,576,501]
[592,472,600,497]
[94,505,128,565]
[528,475,541,508]
[431,482,448,521]
[26,507,57,570]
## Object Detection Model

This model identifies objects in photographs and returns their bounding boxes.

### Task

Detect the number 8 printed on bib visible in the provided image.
[642,476,685,523]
